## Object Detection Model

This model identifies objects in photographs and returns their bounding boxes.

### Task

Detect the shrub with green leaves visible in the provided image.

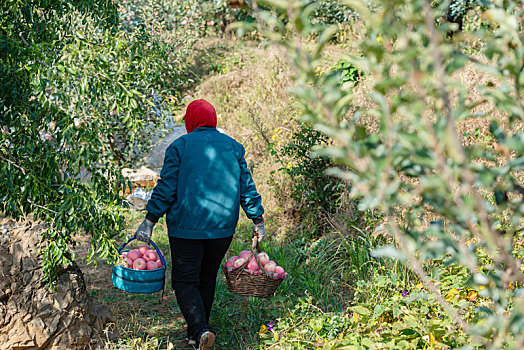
[312,0,359,25]
[330,59,364,84]
[274,61,362,234]
[253,0,524,347]
[432,0,477,33]
[276,123,344,231]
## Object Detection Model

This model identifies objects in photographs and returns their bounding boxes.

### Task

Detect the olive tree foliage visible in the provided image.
[254,0,524,347]
[0,0,191,283]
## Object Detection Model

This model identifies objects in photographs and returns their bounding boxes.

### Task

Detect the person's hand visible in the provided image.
[135,219,155,243]
[252,221,267,243]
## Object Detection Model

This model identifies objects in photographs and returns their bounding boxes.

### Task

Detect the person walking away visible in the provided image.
[133,99,267,349]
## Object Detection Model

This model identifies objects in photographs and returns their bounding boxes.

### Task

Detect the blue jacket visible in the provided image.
[145,127,264,239]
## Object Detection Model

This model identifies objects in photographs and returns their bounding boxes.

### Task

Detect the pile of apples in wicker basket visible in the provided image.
[223,250,288,279]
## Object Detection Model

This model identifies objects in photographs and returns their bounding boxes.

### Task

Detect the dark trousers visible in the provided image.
[169,235,233,338]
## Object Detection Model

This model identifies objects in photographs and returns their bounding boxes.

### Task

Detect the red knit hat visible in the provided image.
[184,99,217,133]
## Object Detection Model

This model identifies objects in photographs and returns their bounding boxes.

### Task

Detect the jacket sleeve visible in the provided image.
[238,146,264,220]
[145,141,182,223]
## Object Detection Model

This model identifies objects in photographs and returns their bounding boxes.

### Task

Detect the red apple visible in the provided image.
[125,257,133,268]
[127,250,142,261]
[144,250,158,262]
[156,259,163,267]
[146,261,159,270]
[239,250,251,260]
[257,252,269,266]
[234,258,246,269]
[225,256,239,267]
[247,258,260,271]
[138,245,151,256]
[275,266,285,274]
[264,261,276,272]
[133,258,146,270]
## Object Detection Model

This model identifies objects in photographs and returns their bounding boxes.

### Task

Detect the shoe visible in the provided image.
[185,335,196,346]
[198,329,215,349]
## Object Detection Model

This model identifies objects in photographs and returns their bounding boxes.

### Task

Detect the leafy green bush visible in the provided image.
[118,0,246,36]
[329,59,364,84]
[431,0,494,34]
[261,265,482,349]
[273,58,363,234]
[275,123,345,234]
[196,0,255,33]
[121,0,257,36]
[312,0,359,25]
[436,0,474,29]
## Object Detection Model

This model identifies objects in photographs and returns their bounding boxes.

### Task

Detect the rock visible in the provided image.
[122,166,159,183]
[142,124,226,171]
[0,218,17,248]
[143,124,187,171]
[0,217,117,350]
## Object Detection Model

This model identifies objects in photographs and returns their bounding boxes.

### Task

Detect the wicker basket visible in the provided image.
[222,237,286,298]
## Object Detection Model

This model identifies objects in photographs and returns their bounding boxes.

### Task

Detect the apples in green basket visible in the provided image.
[133,258,147,270]
[146,261,159,270]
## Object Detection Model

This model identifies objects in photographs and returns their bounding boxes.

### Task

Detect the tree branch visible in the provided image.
[19,32,51,68]
[27,198,58,215]
[0,155,26,175]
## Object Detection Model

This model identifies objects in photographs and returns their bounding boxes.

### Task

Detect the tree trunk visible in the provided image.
[0,216,117,350]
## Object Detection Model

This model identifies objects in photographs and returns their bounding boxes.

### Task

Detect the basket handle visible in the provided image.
[233,236,270,279]
[118,237,167,268]
[251,235,261,253]
[252,236,270,276]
